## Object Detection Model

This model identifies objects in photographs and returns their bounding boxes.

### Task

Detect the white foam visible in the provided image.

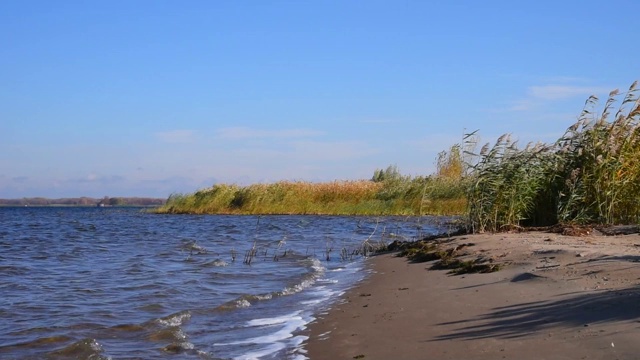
[280,277,316,296]
[246,311,302,327]
[235,334,309,360]
[89,339,103,351]
[317,278,338,284]
[175,328,187,340]
[156,311,191,327]
[178,341,195,350]
[299,298,323,305]
[235,299,251,308]
[234,342,286,360]
[206,259,228,267]
[253,293,272,301]
[309,258,326,274]
[217,315,306,346]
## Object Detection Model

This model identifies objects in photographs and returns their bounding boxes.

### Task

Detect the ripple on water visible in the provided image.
[136,303,166,313]
[0,208,447,359]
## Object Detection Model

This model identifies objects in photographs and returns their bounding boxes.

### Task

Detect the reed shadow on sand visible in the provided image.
[431,283,640,341]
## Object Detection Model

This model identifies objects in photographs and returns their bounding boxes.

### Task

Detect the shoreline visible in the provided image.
[303,231,640,360]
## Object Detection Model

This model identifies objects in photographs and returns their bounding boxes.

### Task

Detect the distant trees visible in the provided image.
[108,197,125,206]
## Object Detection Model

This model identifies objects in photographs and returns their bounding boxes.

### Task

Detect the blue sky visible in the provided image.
[1,0,638,198]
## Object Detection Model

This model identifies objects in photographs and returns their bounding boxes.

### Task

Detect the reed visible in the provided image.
[155,174,467,216]
[465,81,640,231]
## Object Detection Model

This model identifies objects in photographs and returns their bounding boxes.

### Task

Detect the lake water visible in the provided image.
[0,207,451,359]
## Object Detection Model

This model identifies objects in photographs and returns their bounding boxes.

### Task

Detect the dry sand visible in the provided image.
[303,231,640,360]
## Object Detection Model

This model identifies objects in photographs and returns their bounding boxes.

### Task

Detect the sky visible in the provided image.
[1,0,638,198]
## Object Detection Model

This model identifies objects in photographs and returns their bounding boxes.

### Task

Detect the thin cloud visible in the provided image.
[494,83,613,113]
[71,174,125,184]
[216,127,324,140]
[358,119,397,124]
[528,85,611,101]
[155,130,196,143]
[228,140,378,162]
[502,99,536,112]
[537,76,591,84]
[289,140,379,161]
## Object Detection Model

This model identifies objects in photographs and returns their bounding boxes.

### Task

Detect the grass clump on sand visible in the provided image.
[154,149,467,216]
[397,240,501,274]
[465,81,640,232]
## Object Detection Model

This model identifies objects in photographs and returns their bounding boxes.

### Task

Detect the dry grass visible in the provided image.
[155,176,466,216]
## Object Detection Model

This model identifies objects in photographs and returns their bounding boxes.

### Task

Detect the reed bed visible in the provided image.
[154,82,640,227]
[465,81,640,232]
[155,176,466,216]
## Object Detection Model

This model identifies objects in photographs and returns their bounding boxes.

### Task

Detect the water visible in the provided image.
[0,207,451,359]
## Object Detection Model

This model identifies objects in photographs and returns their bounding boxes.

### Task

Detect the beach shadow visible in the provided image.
[589,255,640,263]
[432,285,640,341]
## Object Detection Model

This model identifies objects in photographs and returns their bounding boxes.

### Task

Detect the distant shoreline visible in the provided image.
[0,197,165,207]
[0,204,161,208]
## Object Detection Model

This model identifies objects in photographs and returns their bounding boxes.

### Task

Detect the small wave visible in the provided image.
[3,335,72,350]
[180,240,208,254]
[236,299,251,308]
[308,258,325,274]
[277,257,327,296]
[161,341,195,354]
[254,293,272,301]
[234,343,286,360]
[48,338,108,359]
[109,323,146,332]
[203,259,228,267]
[299,298,323,305]
[279,276,316,296]
[317,278,338,284]
[214,292,278,311]
[215,297,254,311]
[246,311,302,327]
[154,310,191,327]
[216,320,304,346]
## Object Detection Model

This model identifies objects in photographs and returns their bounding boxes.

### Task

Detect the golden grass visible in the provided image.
[154,177,467,216]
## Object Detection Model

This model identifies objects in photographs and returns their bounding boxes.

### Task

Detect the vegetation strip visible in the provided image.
[155,81,640,233]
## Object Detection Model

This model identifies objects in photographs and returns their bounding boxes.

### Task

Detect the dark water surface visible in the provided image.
[0,207,449,359]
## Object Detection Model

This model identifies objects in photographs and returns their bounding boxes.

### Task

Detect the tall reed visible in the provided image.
[465,81,640,232]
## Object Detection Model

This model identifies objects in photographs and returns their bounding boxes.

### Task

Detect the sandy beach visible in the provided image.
[304,230,640,360]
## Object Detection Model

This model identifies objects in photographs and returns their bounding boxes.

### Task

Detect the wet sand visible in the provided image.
[304,231,640,360]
